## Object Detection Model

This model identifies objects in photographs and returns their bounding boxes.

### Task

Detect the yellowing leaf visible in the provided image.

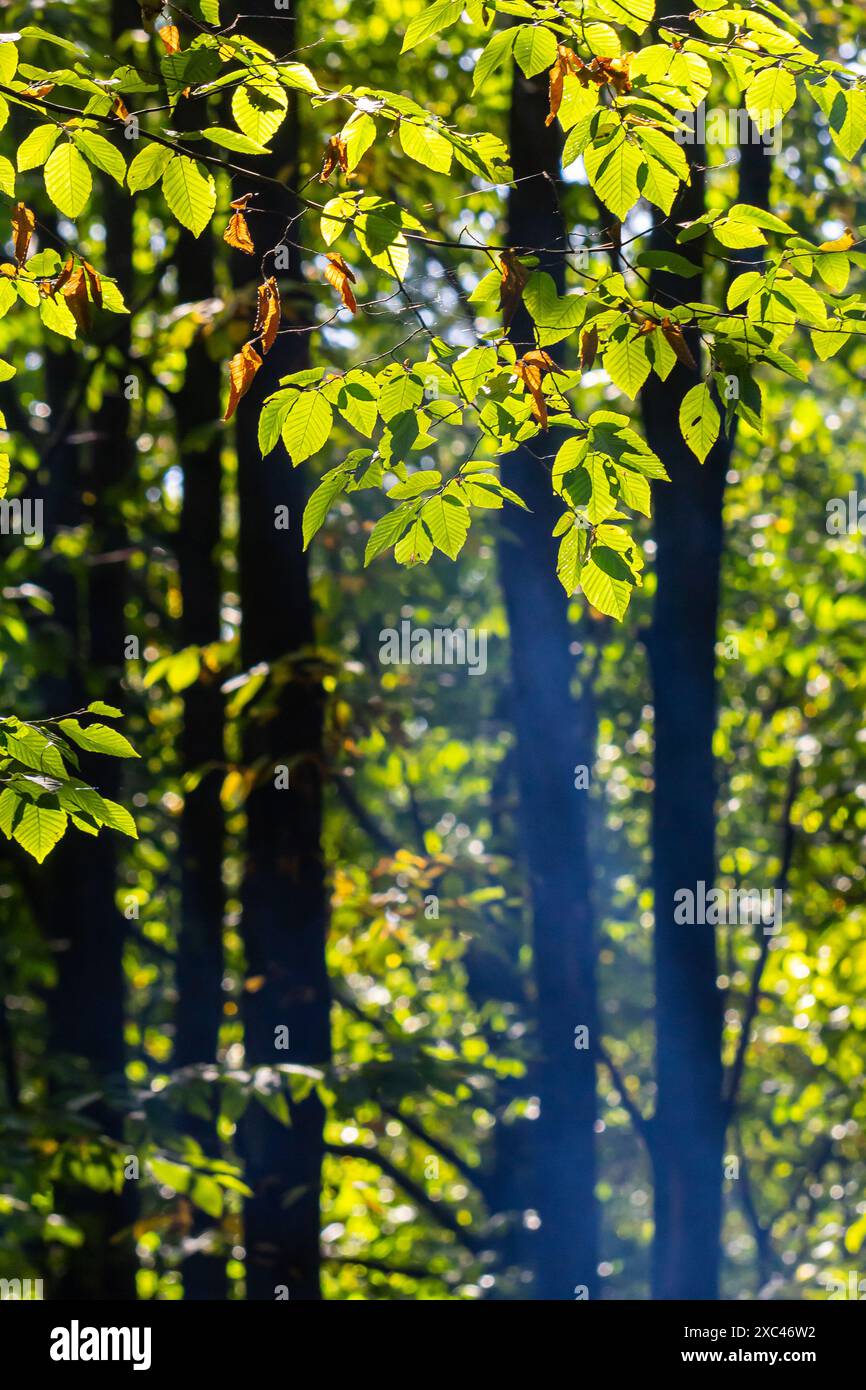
[11,201,34,265]
[324,254,357,313]
[224,342,263,421]
[159,24,181,54]
[254,277,281,353]
[224,209,255,254]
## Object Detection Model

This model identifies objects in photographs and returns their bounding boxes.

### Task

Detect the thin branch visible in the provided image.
[595,1038,653,1149]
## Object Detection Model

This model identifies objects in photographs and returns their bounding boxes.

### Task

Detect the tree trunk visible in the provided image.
[39,106,138,1298]
[233,1,330,1302]
[173,203,227,1298]
[498,63,599,1301]
[641,21,772,1292]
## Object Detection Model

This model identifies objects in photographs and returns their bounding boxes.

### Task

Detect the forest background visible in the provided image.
[1,0,866,1303]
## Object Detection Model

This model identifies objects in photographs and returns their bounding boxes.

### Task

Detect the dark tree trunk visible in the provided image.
[173,205,227,1298]
[233,1,330,1302]
[169,8,228,1292]
[39,70,138,1297]
[641,20,772,1293]
[498,64,599,1301]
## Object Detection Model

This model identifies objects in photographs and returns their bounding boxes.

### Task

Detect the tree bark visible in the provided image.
[641,18,772,1292]
[173,201,227,1298]
[498,63,599,1301]
[38,105,138,1297]
[233,1,330,1302]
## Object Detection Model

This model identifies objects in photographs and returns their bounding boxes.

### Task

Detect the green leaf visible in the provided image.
[335,372,378,436]
[679,382,719,463]
[472,28,516,93]
[342,112,377,171]
[43,142,92,218]
[421,493,470,559]
[636,250,701,279]
[745,66,796,134]
[584,131,644,221]
[399,120,452,173]
[0,154,14,196]
[17,123,59,172]
[258,393,294,456]
[728,203,791,237]
[401,0,464,53]
[727,271,763,310]
[161,155,216,237]
[387,470,442,500]
[74,131,126,185]
[513,25,557,79]
[450,347,496,400]
[87,702,122,718]
[321,194,357,246]
[364,506,413,565]
[556,524,580,594]
[149,1157,191,1191]
[604,333,651,399]
[581,552,632,619]
[281,392,333,464]
[378,369,424,422]
[127,143,172,193]
[828,87,866,160]
[39,295,77,339]
[356,204,409,279]
[190,1175,223,1219]
[637,153,680,215]
[523,272,585,346]
[302,468,350,549]
[202,127,271,155]
[280,63,321,96]
[232,79,288,145]
[394,519,434,565]
[3,727,67,778]
[0,38,17,85]
[12,800,67,863]
[58,720,139,759]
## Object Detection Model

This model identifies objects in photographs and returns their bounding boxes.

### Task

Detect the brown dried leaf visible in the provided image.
[580,324,598,371]
[224,210,255,255]
[546,59,565,127]
[12,203,35,267]
[224,342,263,421]
[62,267,92,335]
[253,277,281,353]
[661,317,697,370]
[82,260,102,309]
[320,135,348,183]
[324,253,357,314]
[110,94,130,123]
[514,349,555,429]
[50,255,76,298]
[498,248,529,327]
